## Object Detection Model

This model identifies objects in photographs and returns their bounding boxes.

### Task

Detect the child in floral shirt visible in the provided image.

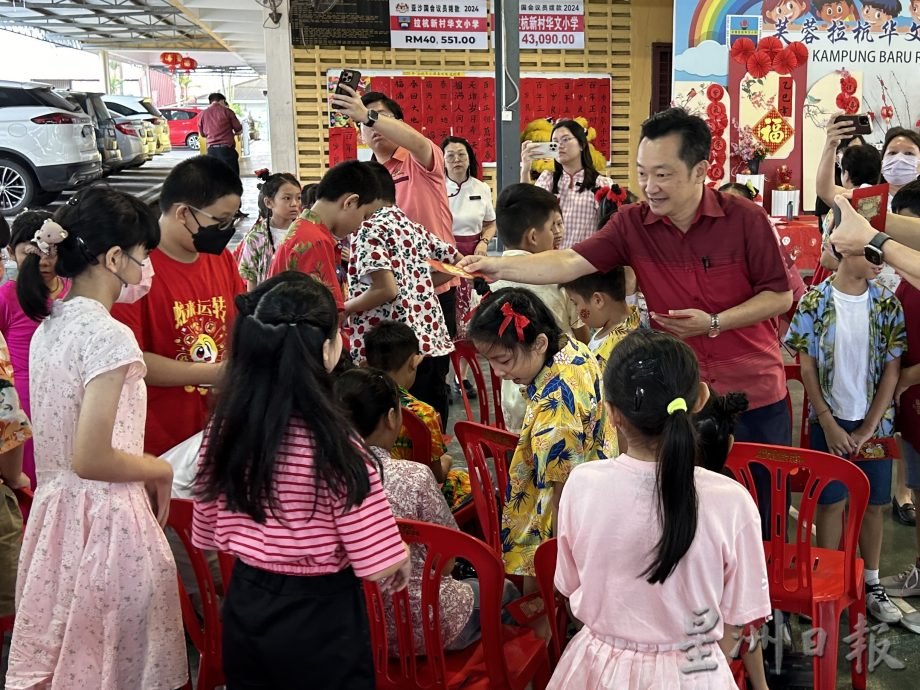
[347,162,458,424]
[786,247,906,624]
[237,170,301,290]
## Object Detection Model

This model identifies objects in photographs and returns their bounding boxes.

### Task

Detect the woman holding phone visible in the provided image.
[520,119,612,249]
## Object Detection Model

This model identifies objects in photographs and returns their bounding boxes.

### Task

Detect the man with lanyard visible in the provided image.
[332,85,458,422]
[461,108,794,525]
[198,93,243,176]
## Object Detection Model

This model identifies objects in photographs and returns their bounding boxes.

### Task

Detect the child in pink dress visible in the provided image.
[0,210,69,484]
[7,189,187,690]
[549,331,771,690]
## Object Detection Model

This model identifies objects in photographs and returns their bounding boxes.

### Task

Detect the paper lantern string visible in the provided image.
[498,302,530,342]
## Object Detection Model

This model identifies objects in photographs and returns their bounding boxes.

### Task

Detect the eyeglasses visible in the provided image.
[188,206,243,231]
[445,153,469,162]
[552,136,576,146]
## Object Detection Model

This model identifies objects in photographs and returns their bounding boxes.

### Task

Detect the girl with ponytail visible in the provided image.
[7,188,186,689]
[547,331,771,690]
[467,286,608,632]
[193,272,409,688]
[236,169,301,289]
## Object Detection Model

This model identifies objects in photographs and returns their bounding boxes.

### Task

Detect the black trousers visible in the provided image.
[408,288,456,430]
[207,144,240,176]
[223,562,374,689]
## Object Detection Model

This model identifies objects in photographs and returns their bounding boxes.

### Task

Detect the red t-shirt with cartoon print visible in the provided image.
[113,248,243,456]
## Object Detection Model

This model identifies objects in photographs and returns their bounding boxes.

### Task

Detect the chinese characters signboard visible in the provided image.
[754,108,794,153]
[290,0,390,47]
[326,70,611,166]
[519,1,585,49]
[389,1,489,50]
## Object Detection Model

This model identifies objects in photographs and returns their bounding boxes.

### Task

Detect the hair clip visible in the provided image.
[25,219,69,258]
[498,302,530,341]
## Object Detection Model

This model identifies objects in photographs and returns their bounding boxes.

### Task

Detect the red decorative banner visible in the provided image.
[329,126,357,166]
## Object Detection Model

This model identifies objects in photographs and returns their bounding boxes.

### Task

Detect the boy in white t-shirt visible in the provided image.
[785,249,906,624]
[488,184,590,431]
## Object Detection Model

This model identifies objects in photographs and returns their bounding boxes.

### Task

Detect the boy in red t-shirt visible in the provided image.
[269,160,379,311]
[113,155,244,456]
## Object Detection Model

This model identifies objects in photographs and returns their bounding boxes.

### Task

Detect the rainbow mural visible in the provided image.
[684,0,761,49]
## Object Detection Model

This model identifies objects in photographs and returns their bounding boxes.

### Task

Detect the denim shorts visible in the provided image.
[810,417,893,506]
[901,436,920,491]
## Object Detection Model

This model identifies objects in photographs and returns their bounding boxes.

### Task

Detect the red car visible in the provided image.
[160,106,203,149]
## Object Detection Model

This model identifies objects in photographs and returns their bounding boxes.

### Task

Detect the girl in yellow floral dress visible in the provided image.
[468,287,609,598]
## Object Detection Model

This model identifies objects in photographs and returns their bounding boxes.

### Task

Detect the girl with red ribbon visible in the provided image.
[467,287,610,635]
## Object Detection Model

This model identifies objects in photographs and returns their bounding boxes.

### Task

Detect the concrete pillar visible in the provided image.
[263,0,297,172]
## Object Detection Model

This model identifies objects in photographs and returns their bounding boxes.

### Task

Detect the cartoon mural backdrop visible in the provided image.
[673,0,920,210]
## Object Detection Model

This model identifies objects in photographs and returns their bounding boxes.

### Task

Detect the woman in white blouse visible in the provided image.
[521,119,612,249]
[441,136,496,327]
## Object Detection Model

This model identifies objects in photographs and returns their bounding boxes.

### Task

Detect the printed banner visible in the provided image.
[519,1,585,49]
[390,1,489,50]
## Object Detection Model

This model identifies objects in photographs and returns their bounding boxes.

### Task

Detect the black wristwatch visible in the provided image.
[363,109,379,127]
[864,232,891,266]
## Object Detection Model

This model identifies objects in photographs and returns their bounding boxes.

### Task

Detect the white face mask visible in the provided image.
[115,256,155,304]
[882,153,920,186]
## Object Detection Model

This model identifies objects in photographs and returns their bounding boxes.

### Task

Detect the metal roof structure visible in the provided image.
[0,0,267,74]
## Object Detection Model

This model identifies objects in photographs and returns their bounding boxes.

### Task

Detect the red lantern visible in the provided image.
[179,56,198,73]
[160,52,181,73]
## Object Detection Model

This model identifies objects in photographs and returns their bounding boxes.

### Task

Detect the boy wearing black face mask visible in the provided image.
[113,155,244,457]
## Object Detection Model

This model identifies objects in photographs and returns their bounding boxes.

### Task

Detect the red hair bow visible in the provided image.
[594,185,628,206]
[498,302,530,341]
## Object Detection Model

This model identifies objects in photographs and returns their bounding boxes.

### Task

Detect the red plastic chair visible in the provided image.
[784,363,811,450]
[725,443,869,690]
[364,519,551,689]
[169,498,234,690]
[533,538,571,666]
[400,407,434,466]
[454,421,517,551]
[451,340,506,430]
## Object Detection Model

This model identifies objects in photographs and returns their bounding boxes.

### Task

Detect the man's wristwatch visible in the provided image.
[363,109,379,127]
[864,231,891,266]
[708,313,721,339]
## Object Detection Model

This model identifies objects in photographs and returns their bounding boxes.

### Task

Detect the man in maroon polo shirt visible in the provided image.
[462,108,793,445]
[198,92,242,176]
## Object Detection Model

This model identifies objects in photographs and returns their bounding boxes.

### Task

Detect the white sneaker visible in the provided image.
[866,582,903,623]
[901,611,920,635]
[880,564,920,597]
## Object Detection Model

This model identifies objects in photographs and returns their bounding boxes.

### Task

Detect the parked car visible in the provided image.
[57,90,122,175]
[103,95,171,155]
[160,106,203,149]
[112,117,149,169]
[0,80,102,215]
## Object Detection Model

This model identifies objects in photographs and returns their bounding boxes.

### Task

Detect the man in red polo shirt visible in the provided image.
[198,92,242,176]
[462,108,793,445]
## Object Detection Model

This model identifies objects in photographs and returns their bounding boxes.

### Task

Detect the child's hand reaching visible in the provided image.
[379,556,412,595]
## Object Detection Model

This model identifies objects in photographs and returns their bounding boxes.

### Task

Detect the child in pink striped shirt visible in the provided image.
[193,271,410,689]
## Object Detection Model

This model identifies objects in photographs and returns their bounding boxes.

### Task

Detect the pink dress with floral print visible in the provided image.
[372,446,474,654]
[7,297,187,690]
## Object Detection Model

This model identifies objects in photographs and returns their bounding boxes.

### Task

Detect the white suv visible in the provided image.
[0,80,103,215]
[103,95,172,155]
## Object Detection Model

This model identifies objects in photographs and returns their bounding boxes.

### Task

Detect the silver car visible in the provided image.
[113,117,148,168]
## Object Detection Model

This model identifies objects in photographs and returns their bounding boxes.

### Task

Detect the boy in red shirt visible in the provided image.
[269,160,379,311]
[113,155,244,456]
